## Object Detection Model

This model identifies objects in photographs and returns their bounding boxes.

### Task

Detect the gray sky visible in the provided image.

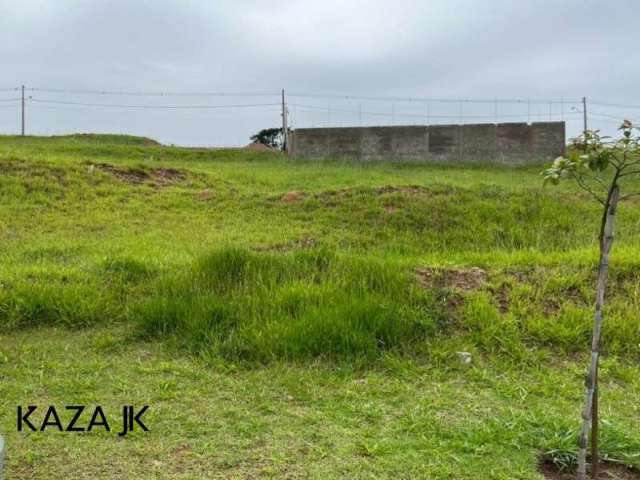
[0,0,638,146]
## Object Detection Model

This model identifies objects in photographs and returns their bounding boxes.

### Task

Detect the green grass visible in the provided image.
[0,134,639,478]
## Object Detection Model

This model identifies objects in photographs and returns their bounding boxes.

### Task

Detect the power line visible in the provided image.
[28,87,280,97]
[2,85,637,109]
[20,86,583,105]
[0,98,20,102]
[26,104,282,115]
[28,98,281,110]
[588,116,640,127]
[589,111,639,124]
[590,101,640,110]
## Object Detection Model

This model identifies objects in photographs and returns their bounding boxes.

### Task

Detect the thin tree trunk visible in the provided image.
[576,184,620,480]
[592,367,598,478]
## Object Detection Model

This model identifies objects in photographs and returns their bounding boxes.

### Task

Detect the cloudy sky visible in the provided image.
[0,0,637,146]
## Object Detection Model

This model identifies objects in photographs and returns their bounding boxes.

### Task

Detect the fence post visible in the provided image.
[582,96,588,134]
[281,88,288,152]
[21,85,25,136]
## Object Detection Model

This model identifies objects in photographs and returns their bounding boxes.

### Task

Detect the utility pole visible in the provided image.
[582,96,588,135]
[21,85,25,136]
[281,88,288,152]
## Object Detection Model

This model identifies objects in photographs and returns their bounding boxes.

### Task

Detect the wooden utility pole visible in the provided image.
[21,85,25,136]
[281,89,288,152]
[582,96,588,135]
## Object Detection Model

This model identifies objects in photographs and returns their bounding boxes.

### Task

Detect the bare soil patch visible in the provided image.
[153,167,186,185]
[94,163,187,186]
[539,459,640,479]
[377,185,431,196]
[496,284,510,313]
[96,163,149,183]
[281,191,306,203]
[197,189,215,201]
[415,266,487,291]
[383,205,398,213]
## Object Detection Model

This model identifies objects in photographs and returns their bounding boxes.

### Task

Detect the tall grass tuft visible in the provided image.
[135,246,440,362]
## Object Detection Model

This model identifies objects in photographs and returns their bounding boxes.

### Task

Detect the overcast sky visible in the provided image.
[0,0,638,146]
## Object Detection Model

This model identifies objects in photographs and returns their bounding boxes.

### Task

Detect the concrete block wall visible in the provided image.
[288,121,565,164]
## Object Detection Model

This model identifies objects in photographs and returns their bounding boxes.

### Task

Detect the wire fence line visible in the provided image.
[290,102,584,120]
[0,85,637,145]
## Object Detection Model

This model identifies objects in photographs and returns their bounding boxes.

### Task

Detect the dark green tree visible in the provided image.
[250,128,282,148]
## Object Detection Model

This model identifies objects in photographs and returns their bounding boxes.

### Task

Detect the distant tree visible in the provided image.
[250,128,282,149]
[542,120,640,480]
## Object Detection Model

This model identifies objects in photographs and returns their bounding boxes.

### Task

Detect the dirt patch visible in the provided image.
[377,185,431,196]
[95,163,149,183]
[543,299,562,316]
[543,285,587,316]
[153,168,186,185]
[94,163,187,186]
[415,267,487,291]
[494,283,510,313]
[198,189,215,201]
[504,266,540,284]
[171,444,192,459]
[539,459,640,479]
[383,205,398,213]
[281,191,305,203]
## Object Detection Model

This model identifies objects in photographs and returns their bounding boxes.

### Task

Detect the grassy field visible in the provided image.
[0,134,639,479]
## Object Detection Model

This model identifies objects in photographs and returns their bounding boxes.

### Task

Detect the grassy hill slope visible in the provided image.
[0,135,639,479]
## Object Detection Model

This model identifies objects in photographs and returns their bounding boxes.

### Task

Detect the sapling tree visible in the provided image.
[543,120,640,479]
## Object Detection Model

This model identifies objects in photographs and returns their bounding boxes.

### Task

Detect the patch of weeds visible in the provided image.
[0,280,120,329]
[102,257,156,284]
[135,246,440,362]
